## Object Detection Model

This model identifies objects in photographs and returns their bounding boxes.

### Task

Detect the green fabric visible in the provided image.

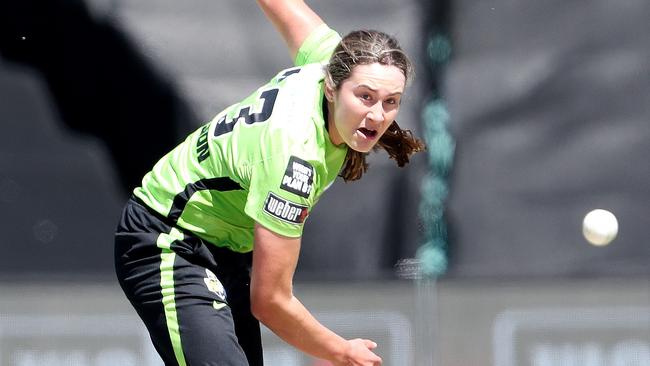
[156,227,187,366]
[134,26,346,252]
[295,24,342,66]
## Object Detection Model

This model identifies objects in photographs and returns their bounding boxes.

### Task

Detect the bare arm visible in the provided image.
[250,223,382,365]
[255,0,325,61]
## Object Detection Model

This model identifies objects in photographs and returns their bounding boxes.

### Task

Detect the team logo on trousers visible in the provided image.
[203,269,226,301]
[263,192,309,224]
[280,156,314,198]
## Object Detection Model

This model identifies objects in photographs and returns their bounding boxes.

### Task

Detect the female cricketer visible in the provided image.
[114,0,425,365]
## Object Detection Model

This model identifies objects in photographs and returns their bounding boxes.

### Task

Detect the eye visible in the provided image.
[384,97,402,109]
[360,94,372,101]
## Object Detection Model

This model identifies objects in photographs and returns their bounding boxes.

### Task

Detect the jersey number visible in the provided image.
[214,88,278,137]
[213,68,301,137]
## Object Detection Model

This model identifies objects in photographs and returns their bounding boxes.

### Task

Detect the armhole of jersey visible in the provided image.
[294,24,341,66]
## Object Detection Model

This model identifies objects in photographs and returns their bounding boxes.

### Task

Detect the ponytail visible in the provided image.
[339,121,425,182]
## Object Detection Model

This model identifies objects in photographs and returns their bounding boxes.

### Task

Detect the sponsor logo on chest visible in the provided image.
[263,192,309,224]
[281,156,314,198]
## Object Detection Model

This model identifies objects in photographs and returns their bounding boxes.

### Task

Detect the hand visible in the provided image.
[334,338,382,366]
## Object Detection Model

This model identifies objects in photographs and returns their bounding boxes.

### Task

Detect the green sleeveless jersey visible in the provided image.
[133,25,346,252]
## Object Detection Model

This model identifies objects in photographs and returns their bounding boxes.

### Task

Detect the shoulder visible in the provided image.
[269,65,325,136]
[294,25,342,66]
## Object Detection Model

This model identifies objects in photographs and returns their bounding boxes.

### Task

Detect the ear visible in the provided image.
[324,80,336,103]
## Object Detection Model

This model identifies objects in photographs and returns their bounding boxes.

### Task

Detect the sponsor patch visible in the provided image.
[263,192,309,224]
[280,156,314,198]
[204,269,226,301]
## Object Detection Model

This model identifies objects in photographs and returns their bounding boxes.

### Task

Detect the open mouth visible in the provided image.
[358,127,378,139]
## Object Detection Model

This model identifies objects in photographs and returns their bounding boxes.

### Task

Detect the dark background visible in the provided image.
[443,0,650,278]
[0,0,648,282]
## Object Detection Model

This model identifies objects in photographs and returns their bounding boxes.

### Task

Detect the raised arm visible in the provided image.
[256,0,325,61]
[250,223,382,365]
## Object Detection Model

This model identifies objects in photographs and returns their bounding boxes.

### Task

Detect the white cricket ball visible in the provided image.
[582,209,618,246]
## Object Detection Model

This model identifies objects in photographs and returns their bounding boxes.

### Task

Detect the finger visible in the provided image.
[363,339,378,349]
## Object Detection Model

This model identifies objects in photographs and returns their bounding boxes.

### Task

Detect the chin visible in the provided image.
[348,143,375,153]
[346,133,380,153]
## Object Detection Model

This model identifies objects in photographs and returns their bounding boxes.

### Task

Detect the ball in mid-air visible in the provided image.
[582,209,618,246]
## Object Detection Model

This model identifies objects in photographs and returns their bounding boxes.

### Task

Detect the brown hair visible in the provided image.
[325,30,425,181]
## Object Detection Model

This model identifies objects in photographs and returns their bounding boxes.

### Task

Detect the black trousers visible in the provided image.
[114,196,263,366]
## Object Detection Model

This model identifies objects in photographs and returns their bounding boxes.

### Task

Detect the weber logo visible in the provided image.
[263,192,309,224]
[280,156,314,198]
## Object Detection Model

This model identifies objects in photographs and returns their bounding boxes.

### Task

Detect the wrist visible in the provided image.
[330,339,352,365]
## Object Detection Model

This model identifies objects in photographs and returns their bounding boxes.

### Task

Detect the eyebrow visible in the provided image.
[356,84,403,96]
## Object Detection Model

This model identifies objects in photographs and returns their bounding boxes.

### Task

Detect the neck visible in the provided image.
[325,100,343,145]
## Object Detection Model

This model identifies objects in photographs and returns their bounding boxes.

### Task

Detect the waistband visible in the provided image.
[130,194,176,228]
[128,194,252,267]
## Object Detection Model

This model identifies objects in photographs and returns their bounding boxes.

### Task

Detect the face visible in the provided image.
[325,63,406,152]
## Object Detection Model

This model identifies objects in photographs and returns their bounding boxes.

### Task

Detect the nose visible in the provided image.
[367,102,385,125]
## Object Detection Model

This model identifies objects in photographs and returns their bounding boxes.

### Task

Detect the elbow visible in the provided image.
[250,290,288,324]
[250,291,273,322]
[250,295,268,322]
